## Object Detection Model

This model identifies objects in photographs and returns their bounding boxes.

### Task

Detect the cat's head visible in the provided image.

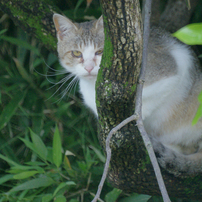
[53,14,104,80]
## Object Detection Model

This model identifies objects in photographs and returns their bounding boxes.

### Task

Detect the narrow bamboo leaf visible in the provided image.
[74,0,84,15]
[64,156,72,170]
[8,169,25,174]
[198,90,202,102]
[0,174,14,185]
[9,176,54,192]
[89,145,106,163]
[19,137,38,153]
[173,23,202,45]
[13,171,39,179]
[30,129,48,160]
[0,91,26,130]
[17,190,29,202]
[53,126,62,168]
[53,181,76,197]
[10,165,44,172]
[192,104,202,125]
[0,29,7,35]
[119,193,151,202]
[42,194,53,202]
[0,154,20,167]
[105,188,122,202]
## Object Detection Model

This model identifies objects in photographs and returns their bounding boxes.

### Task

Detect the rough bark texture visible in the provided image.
[1,0,202,200]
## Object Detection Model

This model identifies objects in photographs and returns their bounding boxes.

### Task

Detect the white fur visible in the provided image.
[61,44,101,114]
[142,43,197,153]
[142,44,193,123]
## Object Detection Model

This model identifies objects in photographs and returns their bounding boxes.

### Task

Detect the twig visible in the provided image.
[91,115,137,202]
[135,0,171,202]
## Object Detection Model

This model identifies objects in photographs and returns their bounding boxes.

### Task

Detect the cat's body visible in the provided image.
[53,14,202,176]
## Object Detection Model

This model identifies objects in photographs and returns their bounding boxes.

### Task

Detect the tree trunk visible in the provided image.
[1,0,202,200]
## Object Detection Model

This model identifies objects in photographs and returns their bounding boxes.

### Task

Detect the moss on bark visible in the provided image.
[0,0,60,53]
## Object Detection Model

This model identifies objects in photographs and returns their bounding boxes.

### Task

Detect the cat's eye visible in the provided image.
[72,51,82,58]
[95,50,103,55]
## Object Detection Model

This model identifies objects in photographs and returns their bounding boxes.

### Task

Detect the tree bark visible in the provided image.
[1,0,202,200]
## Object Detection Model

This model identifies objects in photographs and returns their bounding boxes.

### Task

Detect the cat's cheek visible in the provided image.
[96,55,102,67]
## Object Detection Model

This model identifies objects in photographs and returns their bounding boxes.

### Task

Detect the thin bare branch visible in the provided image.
[91,114,138,202]
[135,0,171,201]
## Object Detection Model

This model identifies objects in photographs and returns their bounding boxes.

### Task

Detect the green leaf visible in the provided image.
[19,137,38,154]
[74,0,85,16]
[42,194,53,202]
[89,145,105,163]
[192,90,202,125]
[13,171,39,179]
[0,29,7,35]
[198,90,202,102]
[30,129,48,160]
[173,23,202,45]
[119,193,151,202]
[54,195,66,202]
[0,174,14,185]
[53,181,76,197]
[0,90,26,130]
[17,190,29,202]
[69,200,79,202]
[105,188,122,202]
[0,154,20,167]
[53,126,62,168]
[192,104,202,125]
[9,176,54,192]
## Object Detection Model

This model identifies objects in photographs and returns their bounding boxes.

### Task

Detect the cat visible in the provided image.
[53,13,202,177]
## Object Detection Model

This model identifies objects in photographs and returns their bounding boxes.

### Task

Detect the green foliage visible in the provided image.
[173,23,202,45]
[192,91,202,125]
[173,23,202,126]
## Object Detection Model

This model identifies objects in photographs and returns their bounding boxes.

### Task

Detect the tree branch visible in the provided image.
[135,1,170,201]
[0,0,59,53]
[159,0,199,32]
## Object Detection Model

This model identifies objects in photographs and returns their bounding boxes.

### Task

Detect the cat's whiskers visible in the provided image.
[41,61,79,102]
[47,74,77,102]
[46,73,74,87]
[58,76,79,101]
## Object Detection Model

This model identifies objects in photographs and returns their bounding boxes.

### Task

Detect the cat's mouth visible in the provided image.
[83,74,96,79]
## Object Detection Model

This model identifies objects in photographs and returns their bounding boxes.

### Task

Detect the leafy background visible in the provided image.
[0,0,202,201]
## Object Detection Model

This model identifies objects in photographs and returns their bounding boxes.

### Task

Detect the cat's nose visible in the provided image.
[85,65,94,73]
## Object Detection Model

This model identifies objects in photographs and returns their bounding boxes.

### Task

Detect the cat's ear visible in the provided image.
[53,14,78,41]
[95,15,103,29]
